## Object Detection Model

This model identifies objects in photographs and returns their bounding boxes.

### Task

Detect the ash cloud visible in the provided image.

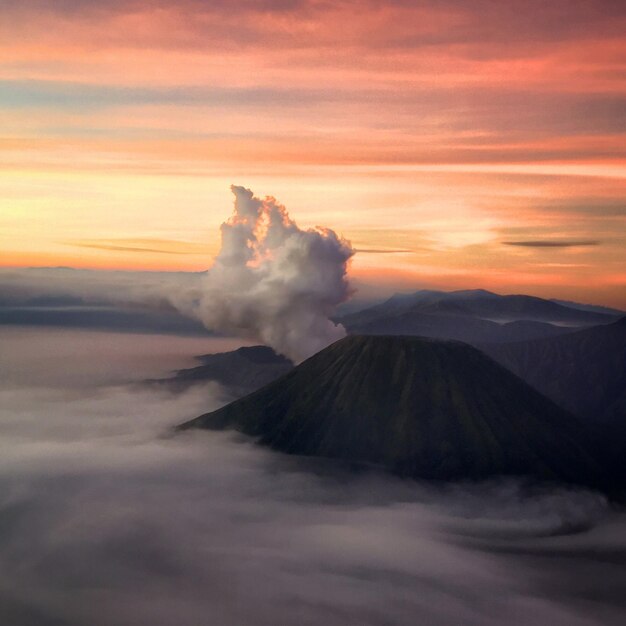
[0,327,625,626]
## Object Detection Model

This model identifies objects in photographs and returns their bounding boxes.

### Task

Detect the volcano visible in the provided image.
[180,335,603,486]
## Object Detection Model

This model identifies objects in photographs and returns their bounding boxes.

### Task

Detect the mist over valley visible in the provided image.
[1,327,625,626]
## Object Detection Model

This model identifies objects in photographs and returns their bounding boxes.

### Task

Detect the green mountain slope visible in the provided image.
[180,335,603,486]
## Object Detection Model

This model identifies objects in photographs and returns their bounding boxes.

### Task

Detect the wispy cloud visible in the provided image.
[354,248,414,254]
[1,0,625,306]
[65,239,209,255]
[502,240,601,248]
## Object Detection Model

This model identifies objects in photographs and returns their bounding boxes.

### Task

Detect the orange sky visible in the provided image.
[1,0,625,306]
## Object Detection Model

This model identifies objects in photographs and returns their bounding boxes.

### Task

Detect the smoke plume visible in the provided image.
[191,186,354,362]
[0,186,354,360]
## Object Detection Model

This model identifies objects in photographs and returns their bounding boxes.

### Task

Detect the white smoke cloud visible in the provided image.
[0,186,354,361]
[189,185,354,362]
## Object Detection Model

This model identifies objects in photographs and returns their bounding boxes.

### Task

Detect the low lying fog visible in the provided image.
[1,327,625,626]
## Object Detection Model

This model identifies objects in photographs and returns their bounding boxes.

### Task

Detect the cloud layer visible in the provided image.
[1,327,625,625]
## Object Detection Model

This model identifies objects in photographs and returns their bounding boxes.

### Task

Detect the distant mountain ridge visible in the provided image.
[482,316,626,424]
[0,305,211,337]
[181,335,606,487]
[549,299,626,317]
[339,289,620,346]
[156,345,293,396]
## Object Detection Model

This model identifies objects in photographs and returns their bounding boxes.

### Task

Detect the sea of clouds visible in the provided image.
[1,326,625,626]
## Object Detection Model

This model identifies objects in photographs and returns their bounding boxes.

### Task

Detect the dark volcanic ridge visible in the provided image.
[151,345,293,396]
[180,335,608,488]
[482,317,626,478]
[483,316,626,424]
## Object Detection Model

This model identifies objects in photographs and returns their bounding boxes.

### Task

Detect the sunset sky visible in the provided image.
[1,0,625,306]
